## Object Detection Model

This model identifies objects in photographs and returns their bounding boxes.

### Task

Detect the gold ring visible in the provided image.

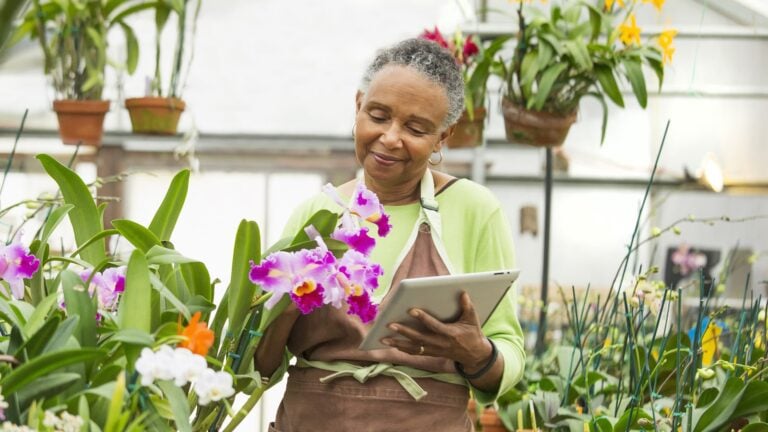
[418,345,425,355]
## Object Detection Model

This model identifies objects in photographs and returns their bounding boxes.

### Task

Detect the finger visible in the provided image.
[381,337,423,356]
[409,308,449,333]
[458,292,480,324]
[387,323,427,344]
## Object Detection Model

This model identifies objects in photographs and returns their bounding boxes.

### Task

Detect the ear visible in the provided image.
[437,124,456,151]
[355,91,364,114]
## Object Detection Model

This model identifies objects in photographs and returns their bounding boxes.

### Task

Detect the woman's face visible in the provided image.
[354,65,452,189]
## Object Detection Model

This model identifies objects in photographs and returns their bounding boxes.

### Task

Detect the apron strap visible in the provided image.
[296,357,467,401]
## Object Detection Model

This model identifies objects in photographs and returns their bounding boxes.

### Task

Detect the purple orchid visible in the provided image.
[337,249,383,296]
[347,290,378,323]
[350,183,392,237]
[249,246,337,313]
[0,241,41,299]
[80,266,127,311]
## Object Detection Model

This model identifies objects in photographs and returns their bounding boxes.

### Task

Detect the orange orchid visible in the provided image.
[658,28,677,64]
[178,311,215,356]
[619,14,642,46]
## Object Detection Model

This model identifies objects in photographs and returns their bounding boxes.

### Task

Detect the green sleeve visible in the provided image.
[470,207,527,405]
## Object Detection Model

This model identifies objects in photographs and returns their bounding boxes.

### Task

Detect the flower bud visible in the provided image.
[720,361,735,372]
[651,227,661,237]
[672,226,681,235]
[688,214,695,221]
[716,283,726,294]
[25,200,42,210]
[637,418,654,428]
[696,368,715,380]
[629,296,641,309]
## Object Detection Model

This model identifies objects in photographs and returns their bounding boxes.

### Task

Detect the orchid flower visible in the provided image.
[80,266,126,311]
[0,241,41,300]
[249,245,337,314]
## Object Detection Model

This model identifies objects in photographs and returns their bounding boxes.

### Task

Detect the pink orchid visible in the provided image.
[350,183,392,237]
[462,36,479,63]
[0,241,40,299]
[347,290,378,323]
[249,246,337,313]
[80,266,126,311]
[419,26,450,50]
[337,249,383,296]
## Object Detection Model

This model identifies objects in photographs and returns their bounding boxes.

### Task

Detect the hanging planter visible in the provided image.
[125,97,186,135]
[52,100,110,147]
[501,98,577,148]
[447,107,486,149]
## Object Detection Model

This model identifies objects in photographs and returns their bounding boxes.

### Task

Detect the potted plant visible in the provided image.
[125,0,202,135]
[420,27,509,149]
[498,0,674,147]
[13,0,152,146]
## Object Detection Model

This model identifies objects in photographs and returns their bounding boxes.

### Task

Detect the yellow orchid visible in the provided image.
[658,28,677,64]
[619,14,642,46]
[605,0,625,9]
[646,0,665,11]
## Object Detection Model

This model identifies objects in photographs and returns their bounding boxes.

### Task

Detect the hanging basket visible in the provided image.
[125,97,186,135]
[501,98,577,148]
[52,99,110,147]
[447,107,486,149]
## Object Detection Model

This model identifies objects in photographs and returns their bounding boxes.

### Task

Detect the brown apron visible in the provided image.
[272,170,473,432]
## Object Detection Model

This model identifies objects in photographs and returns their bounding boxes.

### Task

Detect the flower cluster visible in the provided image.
[250,183,390,323]
[610,0,676,63]
[419,27,479,66]
[0,240,40,300]
[135,346,234,406]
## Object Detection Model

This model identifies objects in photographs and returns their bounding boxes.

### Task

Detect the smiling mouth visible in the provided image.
[371,152,403,163]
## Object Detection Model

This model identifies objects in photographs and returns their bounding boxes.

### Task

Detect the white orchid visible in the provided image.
[172,347,208,386]
[194,369,235,405]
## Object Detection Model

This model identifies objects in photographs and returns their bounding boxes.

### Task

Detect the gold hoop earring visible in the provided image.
[351,123,356,139]
[428,150,443,166]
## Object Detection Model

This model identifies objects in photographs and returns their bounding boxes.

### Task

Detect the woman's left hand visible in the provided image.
[382,291,493,370]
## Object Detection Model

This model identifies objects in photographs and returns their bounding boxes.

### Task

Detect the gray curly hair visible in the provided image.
[359,38,465,129]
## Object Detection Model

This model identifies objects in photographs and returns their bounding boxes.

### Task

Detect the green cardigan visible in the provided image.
[279,177,526,404]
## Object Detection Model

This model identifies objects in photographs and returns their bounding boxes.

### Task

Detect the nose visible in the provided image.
[379,123,404,150]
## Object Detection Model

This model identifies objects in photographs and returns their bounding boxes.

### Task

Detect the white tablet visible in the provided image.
[358,269,520,351]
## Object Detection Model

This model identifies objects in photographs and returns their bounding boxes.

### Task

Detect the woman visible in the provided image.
[255,38,525,431]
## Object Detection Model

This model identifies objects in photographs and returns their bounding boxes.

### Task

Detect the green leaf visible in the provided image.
[531,63,568,111]
[697,387,719,407]
[181,262,213,303]
[742,423,768,432]
[104,373,126,432]
[613,408,653,432]
[520,50,539,100]
[155,2,172,31]
[592,416,613,432]
[37,155,106,265]
[108,328,154,347]
[40,204,74,246]
[693,377,747,432]
[228,220,261,338]
[149,272,190,319]
[622,58,647,108]
[595,64,624,107]
[564,40,592,71]
[572,371,608,388]
[112,219,161,253]
[584,91,609,145]
[146,245,199,265]
[44,316,79,352]
[0,348,105,394]
[22,292,59,337]
[157,381,192,432]
[148,169,190,241]
[16,315,60,359]
[62,271,97,348]
[16,372,81,405]
[68,228,119,259]
[290,210,337,245]
[118,22,139,74]
[732,380,768,418]
[119,250,152,333]
[645,55,664,91]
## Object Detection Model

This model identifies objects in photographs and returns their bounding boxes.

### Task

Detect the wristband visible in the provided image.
[454,338,498,380]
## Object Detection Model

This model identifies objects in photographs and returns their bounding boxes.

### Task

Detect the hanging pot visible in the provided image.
[447,107,486,149]
[52,99,110,147]
[125,96,186,135]
[501,97,577,147]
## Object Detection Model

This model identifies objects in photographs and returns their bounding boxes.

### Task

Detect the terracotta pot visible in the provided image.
[447,107,486,148]
[125,96,185,135]
[52,99,110,147]
[468,399,508,432]
[501,98,577,148]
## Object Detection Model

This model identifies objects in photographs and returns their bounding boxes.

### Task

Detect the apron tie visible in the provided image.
[297,357,467,401]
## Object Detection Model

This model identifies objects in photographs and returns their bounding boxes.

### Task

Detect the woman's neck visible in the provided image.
[364,171,424,206]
